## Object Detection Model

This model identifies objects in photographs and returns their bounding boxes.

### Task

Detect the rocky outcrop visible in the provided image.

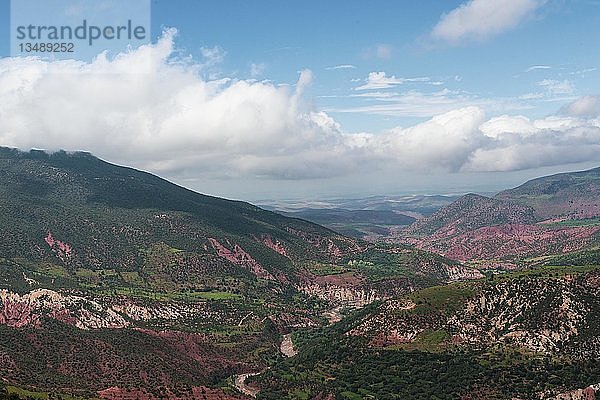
[280,333,298,357]
[448,277,595,355]
[0,289,128,329]
[402,191,600,262]
[410,223,600,261]
[347,298,429,345]
[111,301,203,322]
[405,194,537,237]
[108,298,251,327]
[543,383,600,400]
[444,265,485,281]
[299,283,380,307]
[259,235,289,258]
[44,232,74,262]
[347,272,600,358]
[208,238,275,280]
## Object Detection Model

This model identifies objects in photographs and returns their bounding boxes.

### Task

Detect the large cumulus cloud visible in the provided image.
[0,29,352,179]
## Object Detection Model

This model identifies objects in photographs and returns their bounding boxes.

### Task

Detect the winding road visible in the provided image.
[232,333,299,397]
[233,372,261,398]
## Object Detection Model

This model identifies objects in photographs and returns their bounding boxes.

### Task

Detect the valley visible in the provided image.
[0,148,599,399]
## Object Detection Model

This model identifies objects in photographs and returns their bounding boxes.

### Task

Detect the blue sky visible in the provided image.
[147,0,600,130]
[1,0,599,200]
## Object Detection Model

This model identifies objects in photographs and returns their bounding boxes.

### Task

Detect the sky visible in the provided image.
[0,0,599,201]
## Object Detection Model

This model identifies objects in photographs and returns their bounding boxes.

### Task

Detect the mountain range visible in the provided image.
[0,147,474,400]
[0,147,599,400]
[401,168,600,266]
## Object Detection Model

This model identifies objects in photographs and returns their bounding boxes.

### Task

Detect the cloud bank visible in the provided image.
[0,29,599,183]
[559,95,600,118]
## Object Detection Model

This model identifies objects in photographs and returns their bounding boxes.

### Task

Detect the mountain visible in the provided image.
[0,147,469,398]
[401,168,600,263]
[0,147,356,274]
[496,167,600,220]
[2,148,598,399]
[405,193,536,237]
[254,266,600,399]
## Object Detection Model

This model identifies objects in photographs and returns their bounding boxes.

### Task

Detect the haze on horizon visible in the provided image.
[0,0,599,202]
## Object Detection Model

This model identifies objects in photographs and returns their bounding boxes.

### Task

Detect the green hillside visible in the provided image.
[0,147,462,398]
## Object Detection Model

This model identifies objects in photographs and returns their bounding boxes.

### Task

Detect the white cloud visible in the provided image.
[325,64,356,70]
[382,107,600,173]
[200,45,227,66]
[384,107,488,171]
[0,30,347,179]
[334,89,470,117]
[250,62,266,77]
[480,115,539,138]
[461,109,600,171]
[525,65,551,72]
[354,72,431,91]
[295,69,313,96]
[537,79,575,95]
[0,30,598,183]
[559,95,600,118]
[350,91,400,99]
[464,119,600,171]
[342,105,599,173]
[431,0,544,44]
[355,72,403,90]
[519,92,545,100]
[569,67,597,76]
[331,88,527,118]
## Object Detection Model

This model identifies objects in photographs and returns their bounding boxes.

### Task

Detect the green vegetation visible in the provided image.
[390,329,450,352]
[2,148,598,399]
[255,268,600,398]
[0,320,278,397]
[91,286,241,302]
[539,248,600,267]
[255,326,600,399]
[408,282,476,315]
[542,217,600,227]
[0,386,92,400]
[493,263,600,281]
[343,244,455,282]
[306,262,348,276]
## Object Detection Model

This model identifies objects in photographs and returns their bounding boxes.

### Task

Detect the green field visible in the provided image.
[3,386,95,400]
[91,286,241,302]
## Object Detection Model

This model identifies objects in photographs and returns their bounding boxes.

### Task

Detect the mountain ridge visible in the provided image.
[0,146,473,398]
[401,167,600,263]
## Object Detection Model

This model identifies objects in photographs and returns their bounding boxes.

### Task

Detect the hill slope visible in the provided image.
[402,168,600,262]
[405,193,536,237]
[0,147,470,398]
[255,267,600,399]
[0,147,358,274]
[496,167,600,220]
